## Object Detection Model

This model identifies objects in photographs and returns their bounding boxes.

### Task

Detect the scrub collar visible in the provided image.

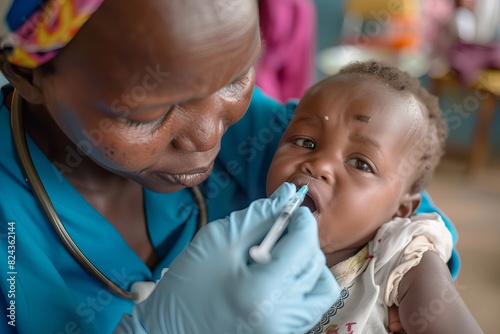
[0,0,104,68]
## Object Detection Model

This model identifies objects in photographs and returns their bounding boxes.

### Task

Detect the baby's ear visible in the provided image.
[394,192,422,218]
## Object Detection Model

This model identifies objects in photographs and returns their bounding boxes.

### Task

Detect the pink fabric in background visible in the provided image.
[448,41,500,85]
[256,0,317,102]
[419,0,455,56]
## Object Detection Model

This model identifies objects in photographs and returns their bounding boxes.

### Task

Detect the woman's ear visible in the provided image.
[0,54,45,104]
[394,192,422,218]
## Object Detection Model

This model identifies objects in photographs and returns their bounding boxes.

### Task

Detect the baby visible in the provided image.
[266,61,482,333]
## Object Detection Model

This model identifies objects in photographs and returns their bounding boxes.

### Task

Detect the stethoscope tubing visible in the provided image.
[10,89,207,301]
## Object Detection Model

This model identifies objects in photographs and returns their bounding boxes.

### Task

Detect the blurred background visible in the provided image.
[256,0,500,332]
[1,0,499,331]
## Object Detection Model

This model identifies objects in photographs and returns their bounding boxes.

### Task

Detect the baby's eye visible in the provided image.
[346,158,373,173]
[292,137,316,149]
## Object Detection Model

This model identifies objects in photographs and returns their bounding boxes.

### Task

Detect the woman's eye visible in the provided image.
[221,70,252,95]
[122,109,170,131]
[124,118,160,130]
[292,137,316,149]
[346,158,373,173]
[226,78,248,92]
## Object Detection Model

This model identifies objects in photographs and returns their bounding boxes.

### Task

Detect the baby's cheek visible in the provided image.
[265,166,281,196]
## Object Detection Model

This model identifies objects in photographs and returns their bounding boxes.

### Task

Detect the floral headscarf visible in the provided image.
[0,0,104,68]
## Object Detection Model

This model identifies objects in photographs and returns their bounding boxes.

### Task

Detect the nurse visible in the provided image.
[0,0,458,333]
[0,0,339,333]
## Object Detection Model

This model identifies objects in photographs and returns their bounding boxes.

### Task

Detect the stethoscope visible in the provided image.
[10,89,208,301]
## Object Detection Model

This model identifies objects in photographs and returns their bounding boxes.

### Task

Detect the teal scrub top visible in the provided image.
[0,87,459,333]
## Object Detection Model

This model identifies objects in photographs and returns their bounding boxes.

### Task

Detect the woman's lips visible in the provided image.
[154,163,214,187]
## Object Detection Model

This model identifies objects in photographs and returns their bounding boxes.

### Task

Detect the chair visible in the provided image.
[468,70,500,174]
[431,69,500,176]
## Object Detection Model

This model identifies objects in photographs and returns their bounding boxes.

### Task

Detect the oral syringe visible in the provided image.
[249,179,311,263]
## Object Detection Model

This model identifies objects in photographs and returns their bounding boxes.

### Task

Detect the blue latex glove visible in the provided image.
[115,182,340,334]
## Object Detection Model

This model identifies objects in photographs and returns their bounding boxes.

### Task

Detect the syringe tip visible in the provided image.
[298,184,309,196]
[297,177,312,196]
[306,176,312,186]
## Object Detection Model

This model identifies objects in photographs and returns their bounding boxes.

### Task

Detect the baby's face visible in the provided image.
[267,75,427,265]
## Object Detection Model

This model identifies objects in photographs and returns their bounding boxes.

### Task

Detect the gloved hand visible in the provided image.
[115,182,340,334]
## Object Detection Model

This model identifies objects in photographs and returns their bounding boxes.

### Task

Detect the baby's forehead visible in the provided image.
[300,74,425,117]
[309,73,400,96]
[296,74,429,143]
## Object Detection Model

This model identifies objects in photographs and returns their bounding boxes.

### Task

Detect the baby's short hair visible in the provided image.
[337,61,448,193]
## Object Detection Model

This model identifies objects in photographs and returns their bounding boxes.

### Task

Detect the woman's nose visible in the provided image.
[171,100,225,153]
[172,117,224,152]
[301,157,335,185]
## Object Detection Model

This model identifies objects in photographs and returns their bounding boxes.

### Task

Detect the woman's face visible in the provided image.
[32,0,261,192]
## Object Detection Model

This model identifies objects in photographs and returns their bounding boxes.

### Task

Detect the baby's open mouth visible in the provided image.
[302,194,320,220]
